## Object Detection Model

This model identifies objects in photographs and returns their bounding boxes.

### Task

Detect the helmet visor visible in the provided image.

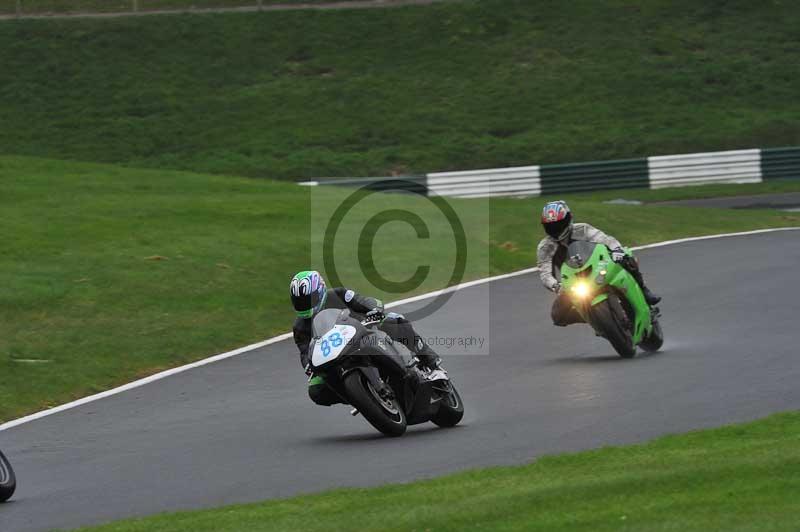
[292,290,321,314]
[543,214,572,240]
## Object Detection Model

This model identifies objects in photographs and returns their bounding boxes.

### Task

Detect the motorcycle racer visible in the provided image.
[289,270,442,406]
[537,200,661,327]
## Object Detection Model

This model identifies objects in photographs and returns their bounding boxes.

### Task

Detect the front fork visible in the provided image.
[342,365,393,398]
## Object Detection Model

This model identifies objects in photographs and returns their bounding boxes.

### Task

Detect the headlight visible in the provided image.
[571,281,591,299]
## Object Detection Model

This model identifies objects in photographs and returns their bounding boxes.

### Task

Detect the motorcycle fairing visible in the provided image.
[311,324,358,367]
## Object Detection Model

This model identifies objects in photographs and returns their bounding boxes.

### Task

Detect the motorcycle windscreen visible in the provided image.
[566,241,598,269]
[312,308,343,338]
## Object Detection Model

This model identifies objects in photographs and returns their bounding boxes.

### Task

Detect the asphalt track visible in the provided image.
[654,192,800,210]
[3,230,800,532]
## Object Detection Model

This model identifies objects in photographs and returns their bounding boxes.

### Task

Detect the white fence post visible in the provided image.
[132,0,139,12]
[647,149,762,189]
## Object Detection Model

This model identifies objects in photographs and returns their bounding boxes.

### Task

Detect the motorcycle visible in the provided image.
[308,308,464,436]
[560,241,664,358]
[0,449,16,502]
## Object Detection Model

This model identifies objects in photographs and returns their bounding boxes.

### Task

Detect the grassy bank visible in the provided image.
[0,0,798,179]
[2,156,800,423]
[73,411,800,531]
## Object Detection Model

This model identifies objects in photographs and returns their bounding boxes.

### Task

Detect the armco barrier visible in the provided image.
[648,149,761,189]
[539,158,648,195]
[427,165,540,198]
[298,147,799,198]
[298,175,428,195]
[761,147,800,180]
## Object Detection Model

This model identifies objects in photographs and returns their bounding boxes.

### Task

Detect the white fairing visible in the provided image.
[311,325,357,367]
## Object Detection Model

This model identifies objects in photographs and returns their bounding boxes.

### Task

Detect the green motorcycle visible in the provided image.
[560,241,664,358]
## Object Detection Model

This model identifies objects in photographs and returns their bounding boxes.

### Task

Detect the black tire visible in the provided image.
[591,298,636,358]
[431,382,464,428]
[640,317,664,353]
[0,450,16,503]
[343,371,407,437]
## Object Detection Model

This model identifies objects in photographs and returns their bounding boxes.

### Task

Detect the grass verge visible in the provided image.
[72,410,800,531]
[2,155,800,423]
[0,0,798,178]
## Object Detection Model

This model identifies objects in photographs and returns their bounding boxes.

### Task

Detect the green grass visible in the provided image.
[0,0,798,179]
[2,155,800,423]
[72,410,800,531]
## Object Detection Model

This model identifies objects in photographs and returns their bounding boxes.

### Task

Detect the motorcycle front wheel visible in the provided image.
[591,298,636,358]
[0,449,16,502]
[344,371,407,437]
[431,381,464,428]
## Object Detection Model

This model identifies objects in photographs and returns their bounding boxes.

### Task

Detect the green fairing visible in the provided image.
[308,375,325,387]
[560,244,653,345]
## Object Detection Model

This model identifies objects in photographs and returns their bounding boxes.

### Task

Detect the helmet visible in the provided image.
[290,270,327,318]
[541,200,573,241]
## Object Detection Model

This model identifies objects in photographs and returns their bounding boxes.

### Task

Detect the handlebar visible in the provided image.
[361,309,385,327]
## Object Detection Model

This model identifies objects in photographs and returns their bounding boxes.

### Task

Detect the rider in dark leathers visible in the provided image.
[290,271,441,406]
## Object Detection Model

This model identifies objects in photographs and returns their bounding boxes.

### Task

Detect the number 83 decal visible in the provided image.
[320,331,343,357]
[312,324,356,366]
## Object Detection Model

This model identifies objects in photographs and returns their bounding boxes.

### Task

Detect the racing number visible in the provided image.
[321,331,343,357]
[330,332,343,347]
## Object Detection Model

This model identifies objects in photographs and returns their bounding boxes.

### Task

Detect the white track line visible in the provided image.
[2,226,798,432]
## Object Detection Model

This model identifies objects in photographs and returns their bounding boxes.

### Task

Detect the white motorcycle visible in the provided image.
[308,308,464,436]
[0,449,16,502]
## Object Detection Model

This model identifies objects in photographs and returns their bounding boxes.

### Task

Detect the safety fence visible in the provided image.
[761,147,800,180]
[648,149,761,189]
[427,166,540,198]
[298,175,428,195]
[299,147,800,198]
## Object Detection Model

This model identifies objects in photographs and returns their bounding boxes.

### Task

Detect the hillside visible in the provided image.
[0,0,798,179]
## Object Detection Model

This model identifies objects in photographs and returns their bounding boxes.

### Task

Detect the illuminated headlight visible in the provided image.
[571,281,591,299]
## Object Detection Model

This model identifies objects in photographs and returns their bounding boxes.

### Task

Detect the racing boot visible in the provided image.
[641,285,661,306]
[413,337,443,372]
[622,257,661,305]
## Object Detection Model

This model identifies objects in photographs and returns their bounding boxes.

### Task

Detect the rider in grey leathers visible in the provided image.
[537,200,661,326]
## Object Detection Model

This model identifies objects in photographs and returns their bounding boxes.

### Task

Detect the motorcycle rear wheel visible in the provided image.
[0,450,16,503]
[344,372,407,437]
[640,317,664,352]
[592,298,636,358]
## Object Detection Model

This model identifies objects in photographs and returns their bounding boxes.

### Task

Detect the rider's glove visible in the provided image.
[553,282,562,294]
[610,248,627,263]
[365,309,385,323]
